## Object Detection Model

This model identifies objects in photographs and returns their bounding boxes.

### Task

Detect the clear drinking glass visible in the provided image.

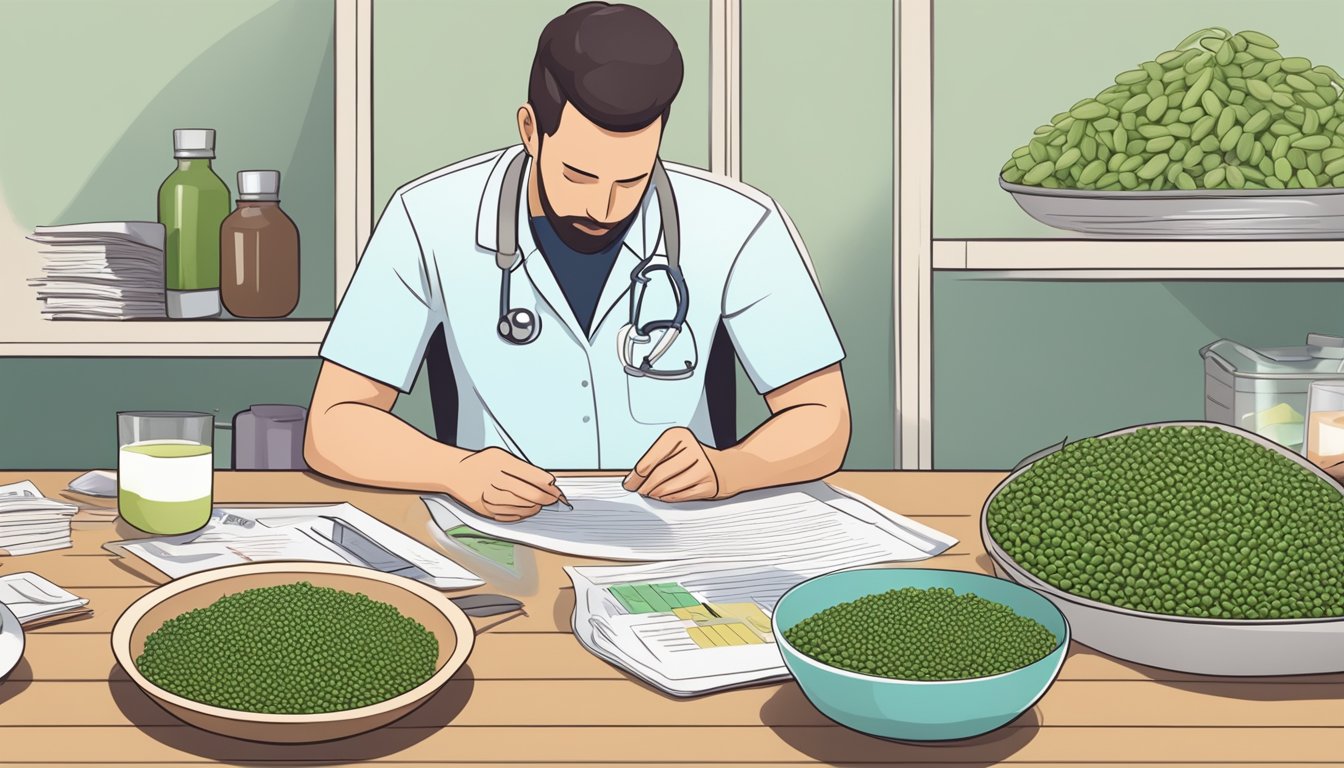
[1306,381,1344,477]
[117,411,214,534]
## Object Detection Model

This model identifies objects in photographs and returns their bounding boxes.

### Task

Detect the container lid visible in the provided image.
[173,129,215,159]
[1201,335,1344,378]
[237,170,280,201]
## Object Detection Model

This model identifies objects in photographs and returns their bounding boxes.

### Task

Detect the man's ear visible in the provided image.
[518,105,539,158]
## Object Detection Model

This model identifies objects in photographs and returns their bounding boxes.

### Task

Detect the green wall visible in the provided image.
[930,0,1344,468]
[741,0,895,468]
[0,358,322,470]
[934,0,1344,238]
[0,0,337,470]
[0,0,337,317]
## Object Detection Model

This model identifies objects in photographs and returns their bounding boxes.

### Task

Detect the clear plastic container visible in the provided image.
[1201,333,1344,453]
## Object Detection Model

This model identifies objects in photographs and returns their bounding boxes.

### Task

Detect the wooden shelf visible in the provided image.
[0,319,329,357]
[933,239,1344,279]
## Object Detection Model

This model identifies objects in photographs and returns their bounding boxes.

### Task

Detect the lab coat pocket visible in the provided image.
[623,326,701,426]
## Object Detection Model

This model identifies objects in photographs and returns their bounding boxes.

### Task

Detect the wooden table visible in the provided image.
[0,470,1339,767]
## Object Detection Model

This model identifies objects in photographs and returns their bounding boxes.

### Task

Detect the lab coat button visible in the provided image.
[581,380,589,387]
[582,416,591,423]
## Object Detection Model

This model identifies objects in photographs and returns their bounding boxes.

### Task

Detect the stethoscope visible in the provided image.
[493,151,694,380]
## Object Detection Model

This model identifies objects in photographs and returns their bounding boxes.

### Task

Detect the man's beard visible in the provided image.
[536,155,638,254]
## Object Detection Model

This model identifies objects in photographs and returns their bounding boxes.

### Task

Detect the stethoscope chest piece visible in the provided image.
[499,307,539,344]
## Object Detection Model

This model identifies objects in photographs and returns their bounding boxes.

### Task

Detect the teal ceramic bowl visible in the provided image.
[773,568,1069,742]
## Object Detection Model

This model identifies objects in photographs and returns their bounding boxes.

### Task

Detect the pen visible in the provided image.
[555,488,573,510]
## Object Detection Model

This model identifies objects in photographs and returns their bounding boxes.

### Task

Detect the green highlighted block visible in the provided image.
[609,582,701,614]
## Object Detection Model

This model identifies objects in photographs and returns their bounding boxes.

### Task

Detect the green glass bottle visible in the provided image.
[158,129,229,318]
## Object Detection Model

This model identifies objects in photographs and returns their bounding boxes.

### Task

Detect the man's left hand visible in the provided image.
[623,427,722,502]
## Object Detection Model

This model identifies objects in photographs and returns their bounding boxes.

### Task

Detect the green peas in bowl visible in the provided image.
[772,568,1069,742]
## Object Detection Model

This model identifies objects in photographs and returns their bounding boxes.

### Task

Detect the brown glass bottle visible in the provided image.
[221,170,299,318]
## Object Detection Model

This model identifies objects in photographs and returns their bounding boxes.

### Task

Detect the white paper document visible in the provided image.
[0,481,78,556]
[566,542,958,696]
[0,572,89,624]
[424,477,954,563]
[110,503,483,589]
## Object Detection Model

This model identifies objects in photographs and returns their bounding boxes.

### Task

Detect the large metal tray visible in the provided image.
[981,420,1344,676]
[1001,177,1344,239]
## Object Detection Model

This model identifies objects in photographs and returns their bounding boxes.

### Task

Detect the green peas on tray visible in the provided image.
[135,582,439,714]
[781,587,1059,681]
[1002,28,1344,191]
[986,425,1344,620]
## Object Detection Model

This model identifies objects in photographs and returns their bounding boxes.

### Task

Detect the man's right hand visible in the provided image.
[445,447,563,522]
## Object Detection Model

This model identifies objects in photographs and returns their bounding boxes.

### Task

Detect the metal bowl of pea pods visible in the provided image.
[1001,27,1344,238]
[979,421,1344,677]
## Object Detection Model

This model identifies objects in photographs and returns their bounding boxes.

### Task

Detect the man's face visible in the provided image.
[530,103,662,254]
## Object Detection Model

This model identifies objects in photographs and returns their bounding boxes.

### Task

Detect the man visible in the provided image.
[306,2,850,521]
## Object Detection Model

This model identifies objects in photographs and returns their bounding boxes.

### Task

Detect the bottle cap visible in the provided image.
[173,129,216,159]
[237,170,280,201]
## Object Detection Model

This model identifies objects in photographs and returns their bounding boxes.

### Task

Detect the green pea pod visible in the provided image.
[1113,125,1128,150]
[1082,135,1099,161]
[1219,125,1244,152]
[1176,27,1226,50]
[1067,119,1087,147]
[1096,171,1120,187]
[1120,155,1144,172]
[1012,145,1032,159]
[1309,152,1325,175]
[1204,166,1228,187]
[1183,68,1215,109]
[1191,114,1217,141]
[1324,157,1344,177]
[1242,60,1265,78]
[1269,120,1297,136]
[1121,111,1138,130]
[1247,44,1282,62]
[1169,122,1192,138]
[1239,30,1279,49]
[1230,33,1250,52]
[1250,141,1266,165]
[1287,147,1308,169]
[1142,61,1165,81]
[1243,109,1272,134]
[1225,165,1247,187]
[1097,130,1115,152]
[1215,40,1235,66]
[1315,64,1344,86]
[1127,138,1146,155]
[1304,71,1332,87]
[1199,90,1222,116]
[1304,108,1321,134]
[1184,144,1206,168]
[1286,74,1316,92]
[1236,132,1256,162]
[1293,135,1332,151]
[1281,57,1312,74]
[1271,92,1296,109]
[1324,147,1344,161]
[1119,171,1141,189]
[1232,104,1252,123]
[1137,124,1170,138]
[1115,69,1148,85]
[1057,147,1082,170]
[1228,89,1247,105]
[1094,117,1120,131]
[1209,78,1232,101]
[1200,134,1221,152]
[1122,93,1152,113]
[1049,133,1068,147]
[1246,79,1274,101]
[1161,68,1187,84]
[1272,135,1291,159]
[1299,91,1329,109]
[1263,60,1283,77]
[1241,164,1266,182]
[1070,100,1109,120]
[1171,139,1191,161]
[1285,108,1306,127]
[1274,157,1293,181]
[1147,135,1176,153]
[1184,52,1213,73]
[1137,154,1170,180]
[1259,155,1276,176]
[1145,79,1165,99]
[1166,160,1184,183]
[1173,171,1197,190]
[1156,49,1183,66]
[1078,159,1107,185]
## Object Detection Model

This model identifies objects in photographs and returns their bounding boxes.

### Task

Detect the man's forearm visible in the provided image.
[304,402,470,493]
[711,402,849,497]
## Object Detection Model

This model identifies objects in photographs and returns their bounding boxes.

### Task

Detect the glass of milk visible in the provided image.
[117,411,214,535]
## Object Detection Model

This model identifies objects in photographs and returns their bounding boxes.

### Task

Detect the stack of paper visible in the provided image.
[108,503,484,589]
[0,481,78,556]
[0,572,90,626]
[27,222,166,319]
[424,478,958,696]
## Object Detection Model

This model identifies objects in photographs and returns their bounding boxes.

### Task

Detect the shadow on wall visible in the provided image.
[6,0,336,318]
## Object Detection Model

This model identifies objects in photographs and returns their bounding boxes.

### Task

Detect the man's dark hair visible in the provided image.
[528,2,683,137]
